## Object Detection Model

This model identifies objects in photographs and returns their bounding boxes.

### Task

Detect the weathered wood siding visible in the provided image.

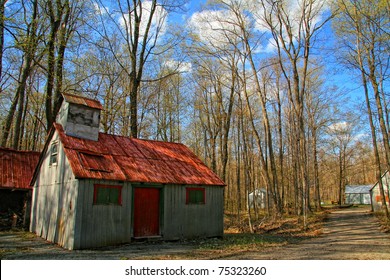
[162,185,224,240]
[371,171,390,211]
[32,145,224,250]
[30,131,78,249]
[73,179,132,249]
[57,101,100,141]
[346,193,371,205]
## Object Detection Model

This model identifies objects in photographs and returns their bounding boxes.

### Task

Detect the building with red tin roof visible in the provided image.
[30,94,225,250]
[0,148,40,229]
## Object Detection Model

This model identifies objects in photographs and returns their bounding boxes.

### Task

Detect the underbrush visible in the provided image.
[183,211,327,259]
[224,210,326,237]
[146,211,327,260]
[374,212,390,233]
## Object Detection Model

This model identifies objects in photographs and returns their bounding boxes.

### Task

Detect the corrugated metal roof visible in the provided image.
[62,93,103,110]
[54,123,225,186]
[345,185,372,194]
[0,148,40,190]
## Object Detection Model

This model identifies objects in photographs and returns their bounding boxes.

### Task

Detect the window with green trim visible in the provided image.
[93,184,122,205]
[186,188,205,205]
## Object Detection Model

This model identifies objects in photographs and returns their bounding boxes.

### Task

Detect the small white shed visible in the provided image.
[345,185,372,205]
[248,188,266,209]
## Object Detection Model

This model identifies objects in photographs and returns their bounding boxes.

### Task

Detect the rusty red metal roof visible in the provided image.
[62,93,103,110]
[54,123,225,186]
[0,148,40,190]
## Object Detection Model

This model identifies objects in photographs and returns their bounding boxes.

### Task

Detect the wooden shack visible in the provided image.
[30,93,225,250]
[0,148,40,229]
[370,170,390,212]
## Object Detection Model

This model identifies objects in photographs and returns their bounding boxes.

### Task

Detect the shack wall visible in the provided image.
[163,185,224,240]
[371,172,390,211]
[345,193,371,205]
[73,179,133,249]
[30,131,78,249]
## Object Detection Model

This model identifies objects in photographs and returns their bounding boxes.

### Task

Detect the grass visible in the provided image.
[374,211,390,233]
[142,211,326,260]
[1,212,327,260]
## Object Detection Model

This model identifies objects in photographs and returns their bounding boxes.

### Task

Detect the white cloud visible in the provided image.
[188,9,248,48]
[354,133,369,141]
[252,0,329,41]
[119,1,168,40]
[164,60,192,73]
[328,121,350,131]
[93,2,109,15]
[255,39,277,54]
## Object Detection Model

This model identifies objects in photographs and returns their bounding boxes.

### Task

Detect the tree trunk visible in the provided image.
[358,46,389,218]
[312,127,321,210]
[0,0,6,83]
[45,1,62,130]
[368,73,390,170]
[1,93,18,147]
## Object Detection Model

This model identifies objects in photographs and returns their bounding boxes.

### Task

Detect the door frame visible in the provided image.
[132,185,163,238]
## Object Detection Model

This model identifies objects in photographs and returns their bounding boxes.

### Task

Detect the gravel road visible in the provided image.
[231,207,390,259]
[1,207,389,260]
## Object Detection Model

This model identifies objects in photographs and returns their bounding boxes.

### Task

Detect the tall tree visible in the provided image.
[259,0,332,226]
[333,0,390,218]
[0,0,7,85]
[44,0,84,130]
[94,0,185,138]
[1,0,43,149]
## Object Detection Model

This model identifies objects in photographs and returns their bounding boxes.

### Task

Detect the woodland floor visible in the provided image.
[1,206,389,260]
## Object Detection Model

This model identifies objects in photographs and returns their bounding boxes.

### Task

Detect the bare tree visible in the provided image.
[259,0,332,227]
[93,0,185,138]
[0,0,7,86]
[44,0,85,130]
[1,0,43,149]
[333,0,389,218]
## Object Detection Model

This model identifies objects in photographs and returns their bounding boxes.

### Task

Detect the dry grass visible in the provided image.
[224,210,326,237]
[374,212,390,233]
[142,211,327,260]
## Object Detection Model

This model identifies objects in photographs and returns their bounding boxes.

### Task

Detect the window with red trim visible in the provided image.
[93,184,122,205]
[186,188,205,205]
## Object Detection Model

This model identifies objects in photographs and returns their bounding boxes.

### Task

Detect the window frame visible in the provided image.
[49,141,58,166]
[186,187,206,205]
[78,152,112,173]
[93,184,123,206]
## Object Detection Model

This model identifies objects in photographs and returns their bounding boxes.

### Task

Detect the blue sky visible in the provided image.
[173,0,372,136]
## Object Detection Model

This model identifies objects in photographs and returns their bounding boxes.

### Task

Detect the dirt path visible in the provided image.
[1,207,390,260]
[232,207,390,260]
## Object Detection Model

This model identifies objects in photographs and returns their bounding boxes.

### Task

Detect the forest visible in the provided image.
[0,0,389,225]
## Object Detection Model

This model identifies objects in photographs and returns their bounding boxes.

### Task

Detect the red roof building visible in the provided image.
[0,148,40,190]
[0,148,40,229]
[30,94,225,249]
[49,123,225,186]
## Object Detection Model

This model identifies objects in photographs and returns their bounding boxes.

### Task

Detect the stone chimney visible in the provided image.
[56,93,103,141]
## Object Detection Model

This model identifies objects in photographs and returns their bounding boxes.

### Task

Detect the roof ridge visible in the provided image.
[62,92,99,102]
[98,131,184,146]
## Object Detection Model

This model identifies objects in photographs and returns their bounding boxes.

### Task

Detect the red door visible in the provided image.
[133,187,160,237]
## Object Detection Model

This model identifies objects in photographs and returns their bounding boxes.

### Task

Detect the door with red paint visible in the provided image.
[133,187,160,237]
